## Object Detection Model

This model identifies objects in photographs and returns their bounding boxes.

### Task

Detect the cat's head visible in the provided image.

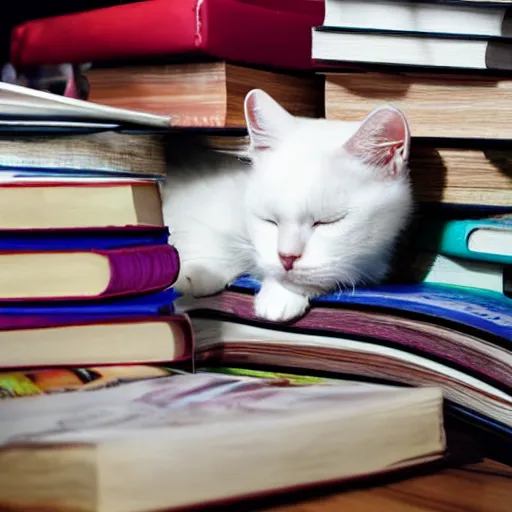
[243,89,412,296]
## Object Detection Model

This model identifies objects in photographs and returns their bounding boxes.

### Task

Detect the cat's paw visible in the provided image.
[255,280,309,322]
[174,263,229,297]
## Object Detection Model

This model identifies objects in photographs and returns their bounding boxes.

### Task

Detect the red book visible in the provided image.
[10,0,324,71]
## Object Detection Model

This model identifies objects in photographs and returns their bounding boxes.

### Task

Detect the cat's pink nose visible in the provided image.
[279,253,300,271]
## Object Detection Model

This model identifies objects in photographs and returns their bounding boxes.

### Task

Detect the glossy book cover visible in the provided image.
[229,277,512,341]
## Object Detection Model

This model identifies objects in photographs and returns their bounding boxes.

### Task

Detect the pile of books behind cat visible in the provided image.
[0,0,510,511]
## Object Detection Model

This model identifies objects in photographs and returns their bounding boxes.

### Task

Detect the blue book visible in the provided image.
[0,227,169,251]
[230,276,512,342]
[0,288,179,321]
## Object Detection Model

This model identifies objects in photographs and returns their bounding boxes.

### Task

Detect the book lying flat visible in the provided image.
[0,82,172,128]
[407,145,512,208]
[182,289,511,391]
[180,278,511,427]
[10,0,323,71]
[229,277,512,341]
[83,61,323,128]
[0,226,169,251]
[0,180,163,229]
[325,72,512,140]
[313,27,512,71]
[322,0,512,37]
[403,252,510,297]
[192,318,511,428]
[416,215,512,265]
[0,131,167,178]
[0,315,192,369]
[0,287,178,317]
[0,373,444,511]
[0,365,182,398]
[0,244,178,301]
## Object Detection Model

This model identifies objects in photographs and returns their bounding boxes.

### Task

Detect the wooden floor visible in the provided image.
[265,459,512,512]
[210,425,512,512]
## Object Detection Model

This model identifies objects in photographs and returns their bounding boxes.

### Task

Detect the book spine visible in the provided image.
[103,244,180,297]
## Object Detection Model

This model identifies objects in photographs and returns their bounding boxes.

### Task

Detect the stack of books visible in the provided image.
[315,0,512,209]
[1,0,510,509]
[0,106,193,393]
[187,0,510,444]
[8,0,325,130]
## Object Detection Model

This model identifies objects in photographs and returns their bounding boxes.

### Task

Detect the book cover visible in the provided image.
[184,290,511,390]
[10,0,324,71]
[0,365,182,398]
[0,372,444,511]
[192,317,512,428]
[229,276,512,341]
[0,244,179,301]
[417,216,512,264]
[0,287,178,317]
[0,226,169,250]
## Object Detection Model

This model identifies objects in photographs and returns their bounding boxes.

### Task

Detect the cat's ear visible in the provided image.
[245,89,296,151]
[343,105,410,178]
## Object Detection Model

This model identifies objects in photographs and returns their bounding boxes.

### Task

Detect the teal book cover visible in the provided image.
[417,215,512,265]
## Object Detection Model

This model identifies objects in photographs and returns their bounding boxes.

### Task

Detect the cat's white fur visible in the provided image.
[163,89,412,322]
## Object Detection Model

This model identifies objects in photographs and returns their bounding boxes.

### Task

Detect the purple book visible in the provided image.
[0,244,179,302]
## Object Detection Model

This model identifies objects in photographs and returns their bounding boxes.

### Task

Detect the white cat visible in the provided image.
[162,89,412,322]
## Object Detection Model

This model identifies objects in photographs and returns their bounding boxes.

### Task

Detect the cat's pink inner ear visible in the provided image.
[244,89,295,151]
[344,106,410,177]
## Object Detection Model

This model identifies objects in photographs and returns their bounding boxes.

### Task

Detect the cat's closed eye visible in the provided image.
[262,218,278,226]
[312,215,346,228]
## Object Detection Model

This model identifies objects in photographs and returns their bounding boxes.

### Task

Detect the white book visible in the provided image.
[324,0,511,37]
[0,82,171,128]
[312,29,511,70]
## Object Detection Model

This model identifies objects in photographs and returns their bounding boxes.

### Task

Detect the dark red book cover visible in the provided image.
[10,0,325,71]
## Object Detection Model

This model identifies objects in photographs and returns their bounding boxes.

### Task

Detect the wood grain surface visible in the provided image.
[263,459,512,512]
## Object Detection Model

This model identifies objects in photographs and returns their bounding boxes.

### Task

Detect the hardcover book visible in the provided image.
[0,315,193,369]
[0,244,179,301]
[10,0,324,71]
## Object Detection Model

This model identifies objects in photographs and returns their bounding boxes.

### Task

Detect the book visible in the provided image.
[322,0,512,37]
[0,244,178,301]
[407,144,512,208]
[0,131,167,178]
[9,0,324,71]
[179,276,512,427]
[185,287,511,387]
[83,61,323,128]
[312,27,512,71]
[0,315,192,369]
[404,252,511,296]
[192,317,511,428]
[0,287,178,317]
[0,226,170,251]
[416,216,512,264]
[325,72,512,139]
[0,180,163,229]
[227,276,512,340]
[200,367,512,462]
[0,82,172,128]
[0,365,183,398]
[0,373,444,510]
